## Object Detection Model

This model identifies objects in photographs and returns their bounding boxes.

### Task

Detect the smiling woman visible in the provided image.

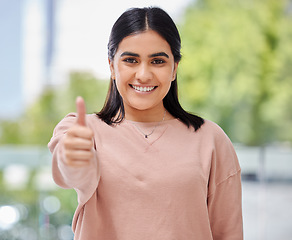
[109,30,178,121]
[99,7,204,127]
[48,6,243,240]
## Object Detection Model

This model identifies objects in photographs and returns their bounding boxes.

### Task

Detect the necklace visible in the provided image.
[131,110,166,138]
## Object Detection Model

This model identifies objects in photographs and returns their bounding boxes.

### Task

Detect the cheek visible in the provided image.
[113,65,124,88]
[114,78,125,97]
[114,63,131,82]
[164,81,173,96]
[161,72,175,95]
[114,70,131,97]
[160,70,175,86]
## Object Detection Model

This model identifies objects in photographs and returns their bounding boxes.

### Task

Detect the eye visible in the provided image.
[152,59,166,64]
[122,58,138,64]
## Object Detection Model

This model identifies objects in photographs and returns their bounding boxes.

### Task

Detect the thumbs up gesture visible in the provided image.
[63,97,94,167]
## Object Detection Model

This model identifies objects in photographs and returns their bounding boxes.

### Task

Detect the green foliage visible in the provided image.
[1,0,292,146]
[0,72,108,145]
[178,0,292,145]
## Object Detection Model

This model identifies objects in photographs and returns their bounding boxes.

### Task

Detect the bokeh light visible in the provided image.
[0,205,20,230]
[41,195,61,215]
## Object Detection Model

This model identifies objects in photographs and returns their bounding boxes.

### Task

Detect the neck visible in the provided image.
[124,105,171,122]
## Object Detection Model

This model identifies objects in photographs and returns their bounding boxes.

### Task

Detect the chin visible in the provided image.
[128,103,156,112]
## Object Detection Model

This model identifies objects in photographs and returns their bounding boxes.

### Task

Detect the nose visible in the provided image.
[135,63,153,83]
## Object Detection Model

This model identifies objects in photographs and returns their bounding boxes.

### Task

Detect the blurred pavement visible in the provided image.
[242,181,292,240]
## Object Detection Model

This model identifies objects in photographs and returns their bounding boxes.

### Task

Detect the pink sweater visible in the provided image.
[48,113,243,240]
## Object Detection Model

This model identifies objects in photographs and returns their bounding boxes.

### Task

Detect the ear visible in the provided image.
[172,62,179,81]
[108,58,115,79]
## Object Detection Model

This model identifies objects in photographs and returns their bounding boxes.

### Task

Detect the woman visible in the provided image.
[48,7,243,240]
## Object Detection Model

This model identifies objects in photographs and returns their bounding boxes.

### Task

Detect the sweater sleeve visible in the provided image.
[207,124,243,240]
[48,113,100,204]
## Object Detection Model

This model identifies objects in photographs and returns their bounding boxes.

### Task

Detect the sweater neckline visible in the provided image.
[123,118,179,144]
[124,118,179,126]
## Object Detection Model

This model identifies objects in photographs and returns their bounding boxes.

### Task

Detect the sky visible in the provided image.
[0,0,23,119]
[0,0,193,120]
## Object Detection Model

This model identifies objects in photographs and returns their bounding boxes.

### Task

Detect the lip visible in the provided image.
[129,84,157,93]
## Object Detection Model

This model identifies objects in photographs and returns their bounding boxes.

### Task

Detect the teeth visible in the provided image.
[132,85,155,92]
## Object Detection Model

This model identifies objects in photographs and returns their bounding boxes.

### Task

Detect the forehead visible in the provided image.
[116,30,173,57]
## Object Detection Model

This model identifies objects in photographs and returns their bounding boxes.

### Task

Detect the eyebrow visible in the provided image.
[150,52,169,58]
[120,51,169,59]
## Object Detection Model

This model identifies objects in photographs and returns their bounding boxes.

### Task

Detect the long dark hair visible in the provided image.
[97,7,204,131]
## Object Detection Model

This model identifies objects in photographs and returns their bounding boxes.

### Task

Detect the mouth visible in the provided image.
[129,84,157,93]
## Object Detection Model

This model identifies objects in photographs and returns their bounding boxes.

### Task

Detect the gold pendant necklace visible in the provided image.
[131,110,166,138]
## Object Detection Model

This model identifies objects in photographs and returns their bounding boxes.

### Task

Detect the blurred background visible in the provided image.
[0,0,292,239]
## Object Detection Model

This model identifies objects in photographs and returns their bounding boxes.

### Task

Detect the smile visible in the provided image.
[130,84,157,92]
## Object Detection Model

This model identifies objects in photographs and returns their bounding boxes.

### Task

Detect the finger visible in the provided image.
[76,96,86,126]
[65,150,93,162]
[66,126,93,139]
[64,138,93,150]
[65,159,90,167]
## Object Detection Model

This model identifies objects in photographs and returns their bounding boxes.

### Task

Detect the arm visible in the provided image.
[207,125,243,240]
[48,97,100,204]
[207,170,243,240]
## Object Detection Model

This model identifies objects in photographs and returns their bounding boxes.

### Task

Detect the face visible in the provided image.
[109,30,178,120]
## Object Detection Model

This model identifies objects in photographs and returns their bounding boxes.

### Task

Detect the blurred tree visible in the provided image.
[0,72,108,145]
[179,0,292,145]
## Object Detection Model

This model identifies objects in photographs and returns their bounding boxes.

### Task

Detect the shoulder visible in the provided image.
[201,120,240,171]
[86,113,108,127]
[196,120,238,163]
[52,113,107,134]
[167,119,233,150]
[59,113,105,126]
[200,119,224,132]
[198,119,231,142]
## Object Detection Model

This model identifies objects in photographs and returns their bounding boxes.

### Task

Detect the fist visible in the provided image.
[63,97,94,167]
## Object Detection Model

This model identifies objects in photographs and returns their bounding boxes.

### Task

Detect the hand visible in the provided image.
[63,96,94,167]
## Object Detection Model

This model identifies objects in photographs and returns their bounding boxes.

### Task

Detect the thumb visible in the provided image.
[76,96,87,126]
